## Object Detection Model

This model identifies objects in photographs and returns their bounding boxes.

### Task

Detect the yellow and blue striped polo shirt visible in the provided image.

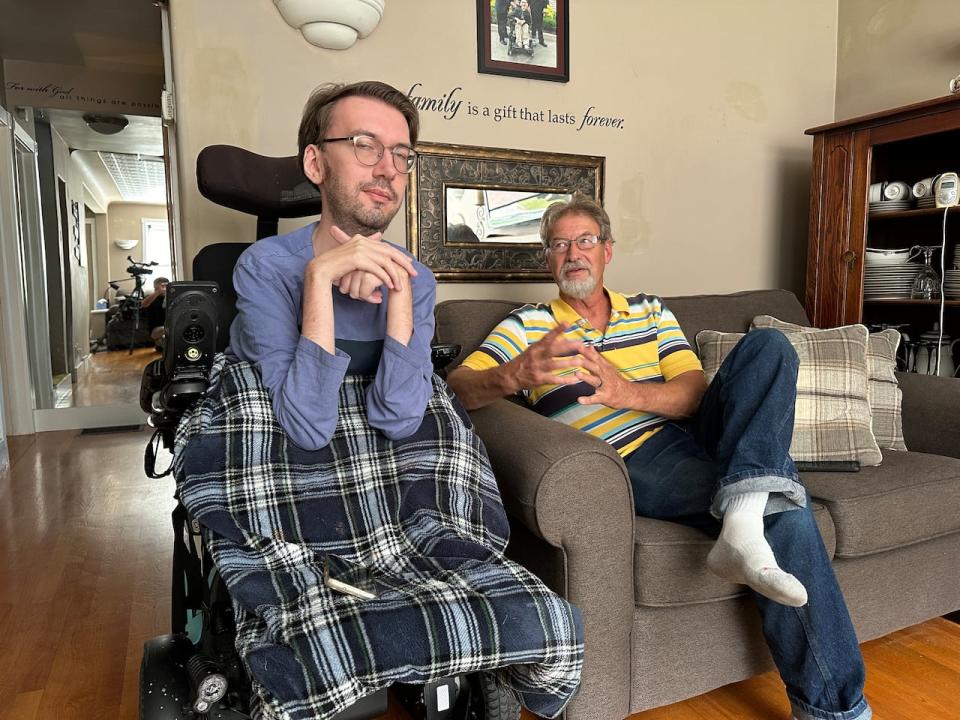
[461,290,704,457]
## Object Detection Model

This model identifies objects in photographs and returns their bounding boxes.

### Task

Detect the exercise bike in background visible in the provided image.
[104,256,159,354]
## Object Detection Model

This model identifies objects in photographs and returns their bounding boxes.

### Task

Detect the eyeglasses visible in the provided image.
[320,135,418,174]
[544,234,604,255]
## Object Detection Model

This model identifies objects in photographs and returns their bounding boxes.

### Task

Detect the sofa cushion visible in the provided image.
[633,503,836,606]
[435,299,524,369]
[664,289,810,345]
[752,315,907,452]
[696,326,883,466]
[804,450,960,557]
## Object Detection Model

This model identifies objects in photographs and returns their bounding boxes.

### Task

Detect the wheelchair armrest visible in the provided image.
[431,343,461,372]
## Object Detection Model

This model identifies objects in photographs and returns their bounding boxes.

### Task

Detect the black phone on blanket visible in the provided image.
[323,555,379,601]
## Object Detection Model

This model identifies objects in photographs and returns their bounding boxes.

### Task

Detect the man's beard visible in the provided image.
[321,158,400,236]
[557,261,597,299]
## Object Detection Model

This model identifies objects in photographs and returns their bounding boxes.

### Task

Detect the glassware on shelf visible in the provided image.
[910,245,942,300]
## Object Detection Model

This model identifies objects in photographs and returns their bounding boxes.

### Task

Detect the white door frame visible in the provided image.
[159,0,185,280]
[0,108,38,435]
[0,3,186,434]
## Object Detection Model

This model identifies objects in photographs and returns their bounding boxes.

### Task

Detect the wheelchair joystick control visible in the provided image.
[186,653,228,714]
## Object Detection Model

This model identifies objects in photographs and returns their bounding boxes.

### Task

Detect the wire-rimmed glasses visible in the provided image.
[321,135,417,174]
[544,234,604,255]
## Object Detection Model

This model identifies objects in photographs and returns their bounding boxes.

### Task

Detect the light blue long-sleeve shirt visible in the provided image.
[226,222,436,451]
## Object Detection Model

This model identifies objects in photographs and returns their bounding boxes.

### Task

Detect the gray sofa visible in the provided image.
[434,289,960,720]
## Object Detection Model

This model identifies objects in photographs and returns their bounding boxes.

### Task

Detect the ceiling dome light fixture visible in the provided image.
[83,113,129,135]
[273,0,385,50]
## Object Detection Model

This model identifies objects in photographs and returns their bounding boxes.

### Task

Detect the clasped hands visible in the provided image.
[319,225,417,303]
[511,324,629,408]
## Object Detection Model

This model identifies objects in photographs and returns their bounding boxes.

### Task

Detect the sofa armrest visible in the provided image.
[897,372,960,459]
[469,398,635,720]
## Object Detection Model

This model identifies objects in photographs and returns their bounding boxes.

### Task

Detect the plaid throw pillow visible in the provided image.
[751,316,906,452]
[696,326,883,466]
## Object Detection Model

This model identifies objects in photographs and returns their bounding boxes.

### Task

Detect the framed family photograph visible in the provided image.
[406,142,604,281]
[476,0,569,82]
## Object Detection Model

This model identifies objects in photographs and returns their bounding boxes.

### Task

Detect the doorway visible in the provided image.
[0,0,174,434]
[10,108,179,429]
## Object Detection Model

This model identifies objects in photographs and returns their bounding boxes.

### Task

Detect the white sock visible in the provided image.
[706,491,808,607]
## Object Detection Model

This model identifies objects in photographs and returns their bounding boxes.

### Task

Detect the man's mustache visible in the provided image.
[362,181,396,201]
[561,260,590,274]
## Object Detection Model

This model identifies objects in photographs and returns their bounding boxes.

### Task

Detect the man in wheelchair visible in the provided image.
[140,81,583,720]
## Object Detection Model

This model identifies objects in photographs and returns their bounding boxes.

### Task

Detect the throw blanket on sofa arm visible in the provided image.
[173,357,584,720]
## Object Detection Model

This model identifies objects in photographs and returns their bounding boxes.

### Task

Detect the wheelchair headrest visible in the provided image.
[196,145,323,220]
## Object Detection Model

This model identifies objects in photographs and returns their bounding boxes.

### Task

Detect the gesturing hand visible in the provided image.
[575,345,631,408]
[508,324,586,392]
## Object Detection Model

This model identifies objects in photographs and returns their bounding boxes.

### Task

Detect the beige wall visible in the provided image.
[836,0,960,120]
[104,202,168,290]
[170,1,838,303]
[94,213,110,299]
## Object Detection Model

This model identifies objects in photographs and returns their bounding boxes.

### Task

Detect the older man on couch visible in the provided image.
[447,193,873,720]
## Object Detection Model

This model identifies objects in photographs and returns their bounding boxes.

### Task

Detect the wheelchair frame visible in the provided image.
[137,144,516,720]
[139,325,506,720]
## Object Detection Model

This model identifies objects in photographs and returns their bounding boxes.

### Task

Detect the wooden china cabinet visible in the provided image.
[805,94,960,353]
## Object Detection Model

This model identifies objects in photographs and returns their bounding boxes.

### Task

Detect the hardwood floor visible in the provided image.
[1,429,958,720]
[0,429,174,720]
[625,619,960,720]
[55,347,156,408]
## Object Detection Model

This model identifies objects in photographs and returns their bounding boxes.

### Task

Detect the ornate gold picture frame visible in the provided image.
[406,142,604,281]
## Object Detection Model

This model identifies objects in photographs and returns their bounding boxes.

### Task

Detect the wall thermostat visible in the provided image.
[935,172,959,208]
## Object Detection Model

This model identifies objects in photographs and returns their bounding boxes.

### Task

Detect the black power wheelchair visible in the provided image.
[136,146,519,720]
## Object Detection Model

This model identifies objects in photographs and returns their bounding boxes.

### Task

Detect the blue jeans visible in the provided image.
[625,329,871,720]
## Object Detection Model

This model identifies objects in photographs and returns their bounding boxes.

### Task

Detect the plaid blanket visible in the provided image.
[174,358,583,720]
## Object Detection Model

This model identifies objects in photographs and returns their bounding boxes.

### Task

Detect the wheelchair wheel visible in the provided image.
[139,635,194,720]
[472,673,521,720]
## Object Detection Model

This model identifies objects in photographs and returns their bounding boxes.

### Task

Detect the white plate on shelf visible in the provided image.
[863,284,915,289]
[864,276,922,283]
[864,264,922,271]
[864,269,922,274]
[865,247,913,265]
[870,205,913,213]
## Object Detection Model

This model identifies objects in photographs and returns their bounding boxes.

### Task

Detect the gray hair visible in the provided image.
[538,192,613,246]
